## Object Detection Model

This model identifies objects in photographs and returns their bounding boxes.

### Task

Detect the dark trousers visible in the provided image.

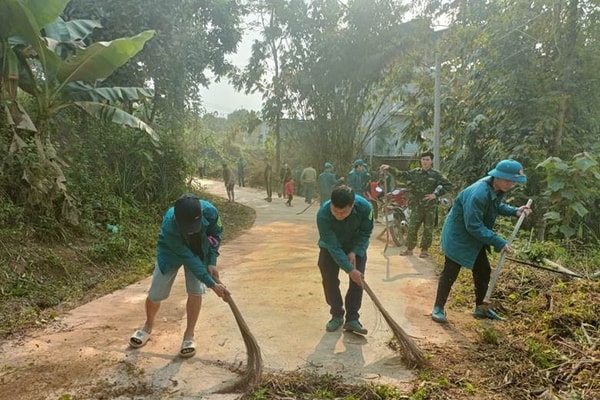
[317,248,366,322]
[434,247,491,308]
[265,178,272,199]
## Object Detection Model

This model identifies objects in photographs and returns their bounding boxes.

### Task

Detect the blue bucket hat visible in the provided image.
[488,159,526,183]
[353,159,364,167]
[324,162,333,169]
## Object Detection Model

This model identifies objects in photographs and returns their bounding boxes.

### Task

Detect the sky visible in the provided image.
[198,25,263,116]
[199,4,448,117]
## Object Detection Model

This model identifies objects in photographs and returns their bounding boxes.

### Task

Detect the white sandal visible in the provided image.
[129,329,150,348]
[179,339,196,358]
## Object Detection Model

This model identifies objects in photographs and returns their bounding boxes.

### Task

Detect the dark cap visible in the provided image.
[174,194,203,234]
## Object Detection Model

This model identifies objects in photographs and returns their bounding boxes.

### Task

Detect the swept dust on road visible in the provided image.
[0,180,453,399]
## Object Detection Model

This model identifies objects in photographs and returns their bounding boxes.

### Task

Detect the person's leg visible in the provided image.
[433,256,462,309]
[406,208,425,250]
[307,184,314,203]
[180,266,207,355]
[142,298,161,334]
[266,179,272,199]
[369,199,379,220]
[472,248,491,306]
[183,294,202,340]
[420,208,436,251]
[317,248,344,318]
[344,254,366,322]
[137,263,179,337]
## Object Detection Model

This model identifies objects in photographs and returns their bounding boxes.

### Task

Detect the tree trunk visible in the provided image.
[551,0,578,157]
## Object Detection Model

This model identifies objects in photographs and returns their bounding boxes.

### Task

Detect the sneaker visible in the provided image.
[473,306,505,321]
[325,316,344,332]
[431,306,447,323]
[419,250,430,258]
[401,249,414,256]
[343,320,368,335]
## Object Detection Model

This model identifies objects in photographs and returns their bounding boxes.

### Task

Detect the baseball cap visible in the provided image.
[488,159,527,183]
[354,159,364,167]
[324,162,333,168]
[174,194,203,234]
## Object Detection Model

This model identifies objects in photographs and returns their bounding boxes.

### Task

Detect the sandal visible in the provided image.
[129,329,150,348]
[179,339,196,358]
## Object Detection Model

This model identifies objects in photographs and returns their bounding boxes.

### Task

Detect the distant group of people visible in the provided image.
[262,160,344,208]
[130,153,531,359]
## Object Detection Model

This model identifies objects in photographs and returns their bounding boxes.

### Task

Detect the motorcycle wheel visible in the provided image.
[390,213,408,247]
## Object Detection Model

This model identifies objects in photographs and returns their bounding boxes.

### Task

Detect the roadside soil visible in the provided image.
[0,180,472,400]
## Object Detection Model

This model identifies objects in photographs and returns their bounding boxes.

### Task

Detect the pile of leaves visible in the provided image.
[241,370,405,400]
[401,260,599,400]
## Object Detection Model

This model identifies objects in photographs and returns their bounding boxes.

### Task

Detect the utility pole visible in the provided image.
[433,52,441,170]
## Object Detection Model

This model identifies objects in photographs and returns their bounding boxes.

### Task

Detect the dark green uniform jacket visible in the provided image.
[316,195,374,272]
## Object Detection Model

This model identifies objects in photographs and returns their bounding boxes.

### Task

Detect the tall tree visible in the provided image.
[65,0,245,131]
[404,0,600,240]
[237,0,431,170]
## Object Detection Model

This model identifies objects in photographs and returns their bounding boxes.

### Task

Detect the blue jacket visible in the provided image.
[318,170,343,201]
[347,168,369,196]
[317,195,374,272]
[441,177,518,269]
[156,200,222,287]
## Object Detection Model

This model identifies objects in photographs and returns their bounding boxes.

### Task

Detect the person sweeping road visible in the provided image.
[129,193,230,358]
[316,185,374,335]
[431,159,531,324]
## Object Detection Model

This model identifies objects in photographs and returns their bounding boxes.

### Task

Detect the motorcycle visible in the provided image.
[376,184,451,247]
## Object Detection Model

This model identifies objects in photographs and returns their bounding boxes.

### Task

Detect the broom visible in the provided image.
[225,294,263,388]
[363,281,426,368]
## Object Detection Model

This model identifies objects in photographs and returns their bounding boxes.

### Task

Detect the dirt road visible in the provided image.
[0,181,453,399]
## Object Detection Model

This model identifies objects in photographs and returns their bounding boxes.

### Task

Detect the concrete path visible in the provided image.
[0,180,450,399]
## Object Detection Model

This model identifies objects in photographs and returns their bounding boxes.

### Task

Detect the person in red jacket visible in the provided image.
[285,178,294,207]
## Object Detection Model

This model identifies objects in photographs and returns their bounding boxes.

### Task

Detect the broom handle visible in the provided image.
[484,198,532,304]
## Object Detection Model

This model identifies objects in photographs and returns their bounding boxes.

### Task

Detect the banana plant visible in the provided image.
[0,0,156,224]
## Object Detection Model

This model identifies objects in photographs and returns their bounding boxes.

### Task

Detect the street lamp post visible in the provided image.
[433,52,441,171]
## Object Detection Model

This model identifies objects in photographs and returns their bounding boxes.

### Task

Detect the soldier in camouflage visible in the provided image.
[380,151,453,258]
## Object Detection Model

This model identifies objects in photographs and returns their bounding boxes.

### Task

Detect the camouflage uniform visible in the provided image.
[389,167,453,251]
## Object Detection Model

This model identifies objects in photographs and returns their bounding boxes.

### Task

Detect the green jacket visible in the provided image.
[156,200,222,287]
[390,166,453,210]
[317,195,374,272]
[441,177,518,268]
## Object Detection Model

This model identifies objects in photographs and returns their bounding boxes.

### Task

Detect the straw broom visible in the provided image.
[363,281,426,368]
[225,295,263,388]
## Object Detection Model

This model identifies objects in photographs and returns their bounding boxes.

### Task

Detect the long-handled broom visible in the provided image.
[481,198,533,311]
[363,281,426,368]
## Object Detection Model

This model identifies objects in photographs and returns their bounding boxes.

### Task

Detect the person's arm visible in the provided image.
[435,172,453,196]
[317,211,354,272]
[498,202,518,217]
[462,192,507,252]
[203,205,223,267]
[388,166,409,182]
[163,230,217,287]
[351,201,374,255]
